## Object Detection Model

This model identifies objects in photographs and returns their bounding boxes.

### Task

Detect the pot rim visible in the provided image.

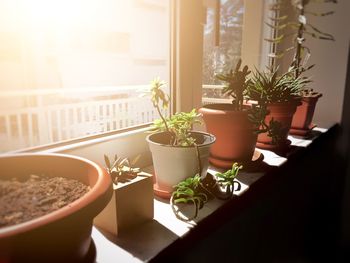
[146,131,216,148]
[199,103,251,114]
[0,153,112,238]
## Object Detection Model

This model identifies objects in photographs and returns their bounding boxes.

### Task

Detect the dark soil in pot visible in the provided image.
[0,153,112,263]
[0,174,90,228]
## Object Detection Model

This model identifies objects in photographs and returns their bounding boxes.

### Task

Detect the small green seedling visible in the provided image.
[104,154,140,184]
[215,163,242,195]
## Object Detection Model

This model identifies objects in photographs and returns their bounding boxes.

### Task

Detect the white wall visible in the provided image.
[305,0,350,127]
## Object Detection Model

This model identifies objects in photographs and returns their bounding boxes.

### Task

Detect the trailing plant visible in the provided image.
[171,164,243,221]
[104,154,140,184]
[215,163,242,195]
[171,174,208,221]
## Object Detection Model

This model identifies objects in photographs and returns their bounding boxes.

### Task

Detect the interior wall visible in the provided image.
[307,0,350,127]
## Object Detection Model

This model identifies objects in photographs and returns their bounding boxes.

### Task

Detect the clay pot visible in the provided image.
[146,131,215,199]
[257,101,299,150]
[290,94,322,136]
[199,104,257,168]
[0,153,112,263]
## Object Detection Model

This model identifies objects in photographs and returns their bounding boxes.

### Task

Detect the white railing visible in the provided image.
[0,84,225,152]
[0,85,159,152]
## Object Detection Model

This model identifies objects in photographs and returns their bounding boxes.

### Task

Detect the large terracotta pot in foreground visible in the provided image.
[290,93,322,136]
[199,104,257,169]
[257,101,299,151]
[146,131,215,199]
[0,153,112,263]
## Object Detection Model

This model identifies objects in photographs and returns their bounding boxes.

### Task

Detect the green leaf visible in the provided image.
[104,154,110,169]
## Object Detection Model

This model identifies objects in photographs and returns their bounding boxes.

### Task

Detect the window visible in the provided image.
[202,0,267,105]
[0,0,170,153]
[202,0,244,103]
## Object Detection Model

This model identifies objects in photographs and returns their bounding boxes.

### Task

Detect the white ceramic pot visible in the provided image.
[146,131,215,198]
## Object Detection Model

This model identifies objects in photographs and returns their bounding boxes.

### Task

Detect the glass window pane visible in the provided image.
[202,0,244,102]
[0,0,170,153]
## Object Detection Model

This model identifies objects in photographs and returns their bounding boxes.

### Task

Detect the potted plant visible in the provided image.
[145,78,216,199]
[247,67,308,151]
[199,59,268,169]
[0,153,112,263]
[265,0,336,136]
[94,154,154,236]
[289,0,336,135]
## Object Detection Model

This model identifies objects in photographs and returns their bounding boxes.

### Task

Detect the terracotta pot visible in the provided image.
[199,104,257,169]
[257,101,299,149]
[290,94,322,136]
[0,153,112,263]
[146,131,215,199]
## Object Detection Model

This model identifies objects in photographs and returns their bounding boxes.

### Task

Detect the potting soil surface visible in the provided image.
[0,174,90,228]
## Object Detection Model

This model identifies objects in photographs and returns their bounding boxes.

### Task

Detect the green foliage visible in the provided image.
[215,59,251,111]
[215,163,242,194]
[247,67,308,104]
[265,0,336,77]
[149,77,169,110]
[151,109,202,147]
[247,104,270,135]
[215,59,269,134]
[104,154,140,184]
[247,68,310,144]
[171,174,208,221]
[267,119,289,144]
[146,77,201,147]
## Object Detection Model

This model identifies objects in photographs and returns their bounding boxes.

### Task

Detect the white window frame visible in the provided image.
[10,0,267,168]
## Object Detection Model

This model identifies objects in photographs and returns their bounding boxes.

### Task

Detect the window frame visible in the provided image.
[11,0,267,168]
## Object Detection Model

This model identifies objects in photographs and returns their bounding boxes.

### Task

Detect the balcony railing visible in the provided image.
[0,85,226,152]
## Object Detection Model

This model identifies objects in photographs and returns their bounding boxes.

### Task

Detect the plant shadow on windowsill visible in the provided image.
[274,145,305,158]
[95,220,179,262]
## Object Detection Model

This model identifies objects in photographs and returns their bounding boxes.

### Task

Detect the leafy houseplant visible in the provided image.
[247,67,308,149]
[199,59,268,169]
[145,78,215,199]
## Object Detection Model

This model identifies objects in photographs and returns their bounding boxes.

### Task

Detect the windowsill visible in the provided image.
[91,125,334,263]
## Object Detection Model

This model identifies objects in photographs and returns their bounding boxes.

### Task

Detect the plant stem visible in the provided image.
[294,0,305,78]
[194,143,202,177]
[155,104,169,132]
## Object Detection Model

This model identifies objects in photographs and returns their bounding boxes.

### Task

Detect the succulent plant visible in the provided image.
[215,163,242,195]
[215,58,251,111]
[247,67,309,104]
[171,174,208,221]
[145,78,203,147]
[104,154,140,184]
[151,109,202,147]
